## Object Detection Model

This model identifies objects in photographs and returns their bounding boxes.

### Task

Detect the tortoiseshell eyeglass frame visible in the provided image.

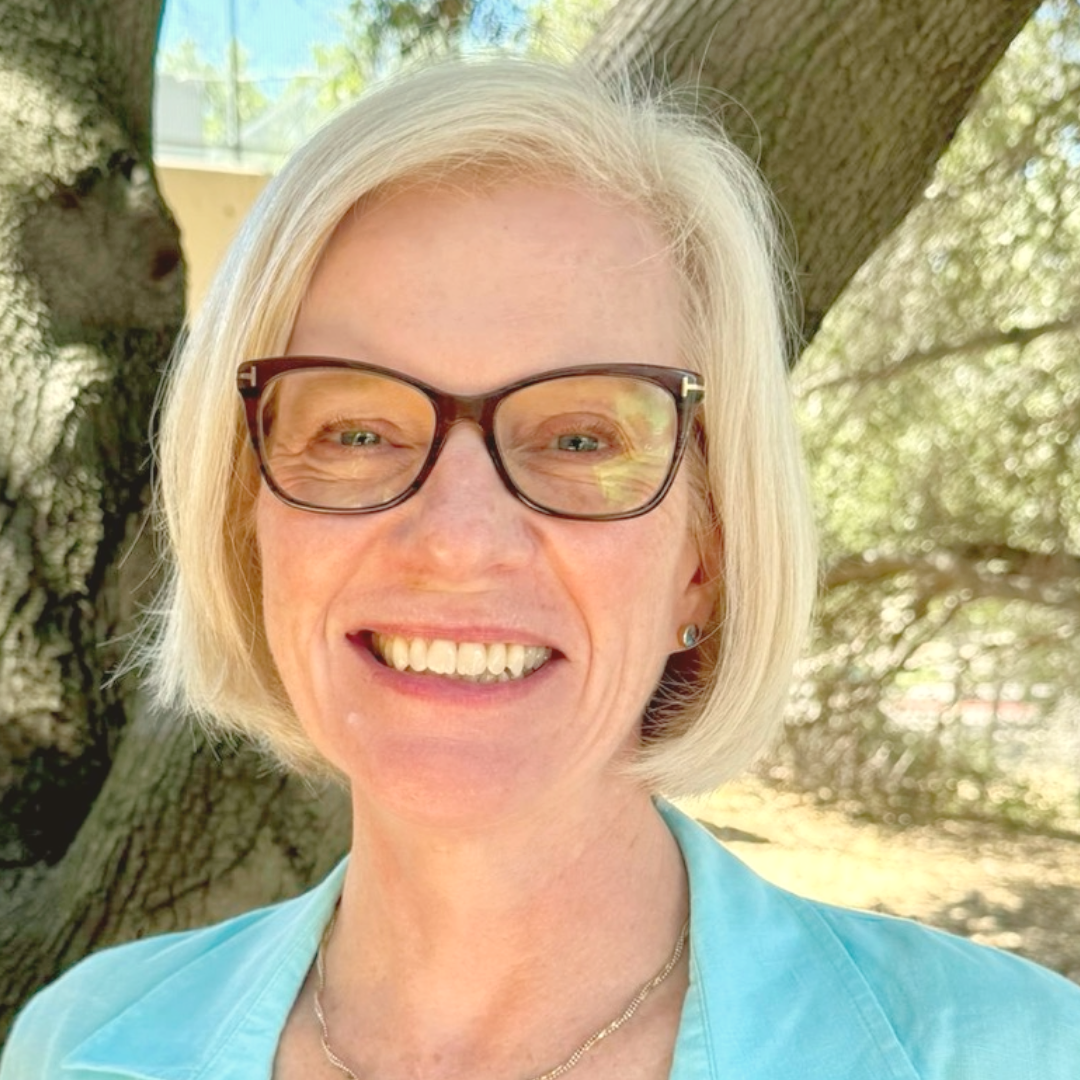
[236,356,705,522]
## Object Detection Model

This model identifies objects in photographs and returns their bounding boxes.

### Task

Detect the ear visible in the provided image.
[674,519,722,644]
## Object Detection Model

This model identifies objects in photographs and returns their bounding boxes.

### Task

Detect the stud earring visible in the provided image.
[678,624,700,649]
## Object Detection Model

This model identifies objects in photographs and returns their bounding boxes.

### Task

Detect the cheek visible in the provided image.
[570,497,695,640]
[257,495,300,616]
[256,503,304,685]
[256,490,351,602]
[255,494,338,676]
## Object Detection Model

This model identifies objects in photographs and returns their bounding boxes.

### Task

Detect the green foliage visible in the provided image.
[317,0,613,95]
[159,2,615,159]
[525,0,611,56]
[158,39,270,150]
[777,0,1080,828]
[769,704,1066,831]
[342,0,524,62]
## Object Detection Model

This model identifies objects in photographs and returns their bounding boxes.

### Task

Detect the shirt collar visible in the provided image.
[659,800,917,1080]
[65,805,915,1080]
[64,861,346,1079]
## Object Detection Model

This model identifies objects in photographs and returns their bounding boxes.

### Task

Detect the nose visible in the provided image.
[391,423,534,577]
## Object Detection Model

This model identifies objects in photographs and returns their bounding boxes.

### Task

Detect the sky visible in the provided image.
[158,0,348,76]
[157,0,533,77]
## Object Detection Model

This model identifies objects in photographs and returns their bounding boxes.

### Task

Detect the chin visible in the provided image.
[332,726,558,832]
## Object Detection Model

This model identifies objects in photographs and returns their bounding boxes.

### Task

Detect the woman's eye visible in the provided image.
[338,429,381,447]
[556,433,600,452]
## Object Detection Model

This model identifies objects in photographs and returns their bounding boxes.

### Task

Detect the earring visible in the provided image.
[678,624,700,649]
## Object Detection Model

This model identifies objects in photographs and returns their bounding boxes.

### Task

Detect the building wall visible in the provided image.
[157,163,272,310]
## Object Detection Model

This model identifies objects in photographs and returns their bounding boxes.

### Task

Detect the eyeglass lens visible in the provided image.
[258,368,679,518]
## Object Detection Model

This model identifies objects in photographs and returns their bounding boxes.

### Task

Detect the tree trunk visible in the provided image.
[0,0,177,869]
[0,0,169,1016]
[0,699,350,1039]
[582,0,1041,341]
[0,0,1046,1043]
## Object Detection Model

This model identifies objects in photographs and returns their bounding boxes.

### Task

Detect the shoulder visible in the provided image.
[0,863,344,1080]
[0,925,231,1079]
[660,801,1080,1079]
[807,900,1080,1077]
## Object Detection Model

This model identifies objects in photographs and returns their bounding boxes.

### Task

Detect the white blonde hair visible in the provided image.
[151,56,817,796]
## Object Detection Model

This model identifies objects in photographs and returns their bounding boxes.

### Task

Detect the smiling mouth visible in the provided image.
[368,633,553,683]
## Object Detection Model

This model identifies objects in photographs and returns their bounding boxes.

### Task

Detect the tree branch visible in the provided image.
[583,0,1041,342]
[801,312,1080,395]
[824,543,1080,612]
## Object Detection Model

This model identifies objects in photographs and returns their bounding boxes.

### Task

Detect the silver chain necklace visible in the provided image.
[312,912,690,1080]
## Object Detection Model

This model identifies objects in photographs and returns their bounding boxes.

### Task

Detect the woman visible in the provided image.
[3,58,1078,1080]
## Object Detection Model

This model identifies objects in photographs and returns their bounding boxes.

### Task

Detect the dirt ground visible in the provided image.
[679,779,1080,985]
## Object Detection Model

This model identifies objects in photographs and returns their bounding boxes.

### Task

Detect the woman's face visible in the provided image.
[257,179,714,828]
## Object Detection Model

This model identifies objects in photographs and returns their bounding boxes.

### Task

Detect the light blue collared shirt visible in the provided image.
[3,802,1079,1078]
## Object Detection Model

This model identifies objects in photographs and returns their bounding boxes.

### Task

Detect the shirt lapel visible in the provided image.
[661,802,918,1080]
[63,808,921,1080]
[63,861,346,1080]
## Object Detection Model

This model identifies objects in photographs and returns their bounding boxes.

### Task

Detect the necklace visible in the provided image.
[312,912,690,1080]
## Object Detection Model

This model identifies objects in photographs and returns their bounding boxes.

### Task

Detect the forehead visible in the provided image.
[288,179,684,392]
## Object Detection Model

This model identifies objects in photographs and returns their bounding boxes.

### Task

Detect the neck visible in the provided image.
[323,782,688,1078]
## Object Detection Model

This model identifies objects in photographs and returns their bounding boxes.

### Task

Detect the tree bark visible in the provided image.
[0,0,183,864]
[0,699,350,1040]
[0,0,1050,1045]
[583,0,1041,341]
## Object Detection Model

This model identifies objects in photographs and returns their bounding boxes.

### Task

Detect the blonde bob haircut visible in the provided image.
[151,56,818,797]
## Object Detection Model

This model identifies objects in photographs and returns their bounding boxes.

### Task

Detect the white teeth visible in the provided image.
[427,639,456,675]
[408,637,427,673]
[370,634,552,682]
[507,643,525,678]
[485,642,506,676]
[456,642,487,678]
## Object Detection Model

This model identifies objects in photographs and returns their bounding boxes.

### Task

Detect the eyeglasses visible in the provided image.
[237,357,705,521]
